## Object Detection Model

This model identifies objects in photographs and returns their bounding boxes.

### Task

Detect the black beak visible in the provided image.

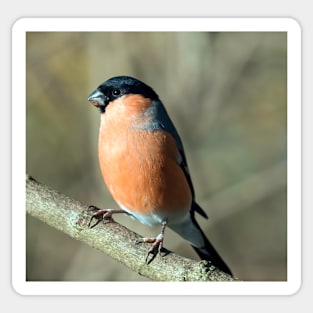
[88,89,106,108]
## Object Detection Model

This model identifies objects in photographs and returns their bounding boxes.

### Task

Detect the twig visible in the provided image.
[26,174,236,281]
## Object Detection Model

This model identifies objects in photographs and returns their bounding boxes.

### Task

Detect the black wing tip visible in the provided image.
[192,202,209,219]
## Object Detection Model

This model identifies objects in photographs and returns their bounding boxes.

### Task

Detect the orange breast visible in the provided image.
[97,95,192,218]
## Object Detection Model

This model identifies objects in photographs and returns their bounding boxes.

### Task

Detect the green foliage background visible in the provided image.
[26,32,287,281]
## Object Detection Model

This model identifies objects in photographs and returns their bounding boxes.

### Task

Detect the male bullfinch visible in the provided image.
[87,76,232,275]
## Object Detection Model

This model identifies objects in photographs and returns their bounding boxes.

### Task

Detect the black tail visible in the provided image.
[192,238,232,276]
[191,204,232,276]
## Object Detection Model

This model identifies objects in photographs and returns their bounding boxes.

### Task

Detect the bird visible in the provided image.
[87,75,232,275]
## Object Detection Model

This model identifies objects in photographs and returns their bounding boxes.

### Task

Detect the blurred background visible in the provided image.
[26,31,287,281]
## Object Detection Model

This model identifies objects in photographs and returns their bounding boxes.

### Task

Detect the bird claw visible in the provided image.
[145,249,159,264]
[87,205,114,228]
[135,233,165,264]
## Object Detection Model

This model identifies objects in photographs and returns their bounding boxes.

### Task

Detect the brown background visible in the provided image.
[26,32,287,281]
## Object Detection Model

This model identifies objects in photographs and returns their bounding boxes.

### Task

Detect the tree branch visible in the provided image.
[26,174,236,281]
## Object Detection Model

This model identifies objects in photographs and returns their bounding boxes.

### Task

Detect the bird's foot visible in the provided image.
[135,233,165,263]
[135,219,168,263]
[87,205,124,228]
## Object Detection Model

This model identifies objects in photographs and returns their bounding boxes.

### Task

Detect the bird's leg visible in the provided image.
[87,205,125,228]
[135,219,168,263]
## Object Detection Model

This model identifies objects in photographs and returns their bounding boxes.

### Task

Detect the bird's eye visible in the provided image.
[112,89,121,96]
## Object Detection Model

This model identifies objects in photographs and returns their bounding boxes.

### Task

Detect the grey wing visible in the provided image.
[152,99,208,219]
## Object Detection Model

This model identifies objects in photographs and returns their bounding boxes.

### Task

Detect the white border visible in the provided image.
[12,17,302,296]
